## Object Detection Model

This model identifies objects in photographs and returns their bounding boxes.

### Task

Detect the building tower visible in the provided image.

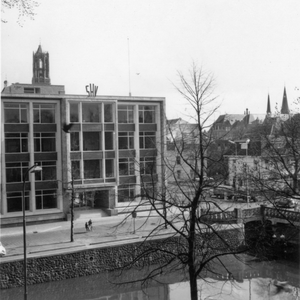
[32,44,50,85]
[280,87,289,115]
[266,94,271,116]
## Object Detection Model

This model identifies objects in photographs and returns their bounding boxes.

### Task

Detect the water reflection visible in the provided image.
[1,256,299,300]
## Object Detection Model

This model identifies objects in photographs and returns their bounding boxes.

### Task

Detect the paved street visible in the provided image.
[0,198,261,262]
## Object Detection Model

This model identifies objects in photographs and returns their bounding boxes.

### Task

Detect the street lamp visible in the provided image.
[22,164,42,300]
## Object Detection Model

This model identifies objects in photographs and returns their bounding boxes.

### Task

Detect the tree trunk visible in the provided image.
[189,265,198,300]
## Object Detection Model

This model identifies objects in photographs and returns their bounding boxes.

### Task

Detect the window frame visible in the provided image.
[5,133,28,153]
[4,103,28,124]
[33,104,55,124]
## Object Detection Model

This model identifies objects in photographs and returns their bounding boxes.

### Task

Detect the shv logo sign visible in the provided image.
[86,84,98,97]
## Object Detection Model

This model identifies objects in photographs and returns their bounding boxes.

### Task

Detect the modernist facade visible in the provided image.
[1,45,166,225]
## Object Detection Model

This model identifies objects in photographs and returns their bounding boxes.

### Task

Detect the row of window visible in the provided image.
[71,157,156,180]
[5,183,156,212]
[4,103,55,124]
[4,131,156,154]
[4,103,156,124]
[6,190,57,213]
[6,161,56,183]
[71,131,156,151]
[5,133,56,153]
[5,157,156,183]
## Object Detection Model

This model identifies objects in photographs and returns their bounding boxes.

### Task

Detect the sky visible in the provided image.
[1,0,300,120]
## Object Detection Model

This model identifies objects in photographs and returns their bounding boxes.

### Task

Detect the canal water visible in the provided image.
[1,255,299,300]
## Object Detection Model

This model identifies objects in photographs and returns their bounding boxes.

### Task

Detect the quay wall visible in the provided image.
[0,226,243,289]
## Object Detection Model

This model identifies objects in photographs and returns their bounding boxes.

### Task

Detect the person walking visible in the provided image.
[88,219,93,231]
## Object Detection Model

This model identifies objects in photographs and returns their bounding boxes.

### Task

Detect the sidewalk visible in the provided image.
[0,211,166,262]
[0,201,259,262]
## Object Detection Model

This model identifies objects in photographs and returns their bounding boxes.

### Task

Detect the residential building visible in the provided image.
[1,45,166,226]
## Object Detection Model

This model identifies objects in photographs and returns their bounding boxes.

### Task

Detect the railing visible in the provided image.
[200,206,300,224]
[264,207,300,222]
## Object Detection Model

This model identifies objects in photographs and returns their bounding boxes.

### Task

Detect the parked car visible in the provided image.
[274,197,296,209]
[0,242,6,257]
[213,185,235,199]
[234,191,258,202]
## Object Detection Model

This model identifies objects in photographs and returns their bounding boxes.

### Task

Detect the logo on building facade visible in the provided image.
[86,84,98,97]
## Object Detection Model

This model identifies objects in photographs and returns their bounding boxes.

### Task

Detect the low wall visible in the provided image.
[0,227,244,289]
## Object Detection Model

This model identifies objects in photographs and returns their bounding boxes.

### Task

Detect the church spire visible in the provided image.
[266,94,271,115]
[280,87,289,115]
[32,44,50,85]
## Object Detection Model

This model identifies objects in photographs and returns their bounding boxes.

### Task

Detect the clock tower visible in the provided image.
[32,44,50,85]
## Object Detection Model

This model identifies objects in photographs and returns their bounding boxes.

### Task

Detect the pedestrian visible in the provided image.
[85,222,89,232]
[88,219,93,231]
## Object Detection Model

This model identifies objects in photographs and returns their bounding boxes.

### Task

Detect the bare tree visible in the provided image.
[114,64,249,300]
[1,0,39,25]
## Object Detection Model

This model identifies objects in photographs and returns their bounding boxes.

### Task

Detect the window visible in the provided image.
[71,132,80,151]
[84,160,101,179]
[34,133,56,152]
[104,104,113,122]
[119,158,135,176]
[6,162,29,183]
[139,132,156,149]
[105,159,114,177]
[4,103,27,123]
[141,183,156,200]
[5,133,28,153]
[118,185,135,202]
[71,161,81,180]
[70,103,79,122]
[177,170,181,179]
[33,104,55,123]
[105,132,114,150]
[118,105,134,123]
[140,157,156,175]
[119,132,134,149]
[139,105,155,123]
[82,103,101,123]
[35,161,56,181]
[36,190,57,209]
[83,132,101,151]
[7,192,29,212]
[176,156,181,165]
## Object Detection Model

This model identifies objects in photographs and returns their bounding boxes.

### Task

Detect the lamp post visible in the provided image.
[245,139,250,206]
[22,164,42,300]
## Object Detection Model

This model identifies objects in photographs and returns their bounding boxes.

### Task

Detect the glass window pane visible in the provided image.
[105,132,114,150]
[84,160,101,179]
[34,109,40,123]
[5,109,19,123]
[104,104,113,122]
[105,159,114,177]
[41,136,56,152]
[41,108,55,123]
[70,103,79,122]
[21,109,27,123]
[83,132,100,151]
[82,103,100,123]
[7,192,29,212]
[71,132,80,151]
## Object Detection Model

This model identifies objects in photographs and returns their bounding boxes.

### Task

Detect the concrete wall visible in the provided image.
[0,228,243,289]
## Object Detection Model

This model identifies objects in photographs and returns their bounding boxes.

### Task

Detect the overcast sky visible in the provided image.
[1,0,300,119]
